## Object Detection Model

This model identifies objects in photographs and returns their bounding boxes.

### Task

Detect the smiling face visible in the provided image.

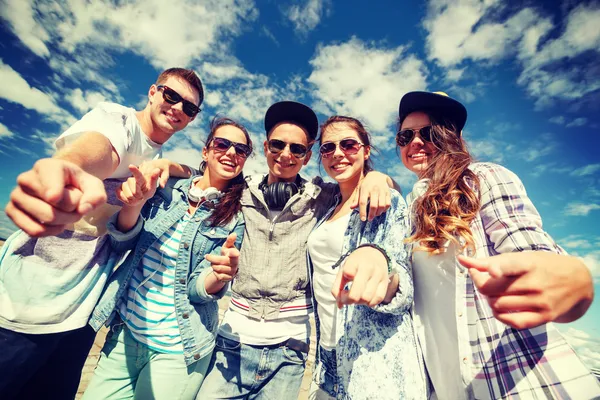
[400,111,439,178]
[202,125,248,188]
[264,123,312,183]
[148,76,200,143]
[320,122,370,187]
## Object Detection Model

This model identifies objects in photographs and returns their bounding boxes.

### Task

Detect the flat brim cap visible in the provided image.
[399,91,467,132]
[264,101,318,141]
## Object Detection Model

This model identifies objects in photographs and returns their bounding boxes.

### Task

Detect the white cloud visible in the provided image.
[0,122,14,138]
[445,68,466,82]
[549,116,566,125]
[564,202,600,216]
[424,1,538,67]
[1,0,259,90]
[0,60,62,115]
[307,37,428,135]
[261,26,280,46]
[65,88,107,114]
[559,327,600,370]
[0,1,50,58]
[517,4,600,109]
[201,62,256,85]
[466,137,505,163]
[565,117,587,128]
[559,235,594,251]
[423,1,600,108]
[571,164,600,177]
[387,163,417,196]
[285,0,331,36]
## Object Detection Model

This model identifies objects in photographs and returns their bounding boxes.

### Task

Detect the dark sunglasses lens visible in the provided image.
[212,138,232,151]
[420,126,433,142]
[290,143,307,157]
[340,139,360,153]
[233,143,251,158]
[396,130,414,147]
[268,139,286,153]
[162,88,181,104]
[182,102,199,118]
[319,142,336,155]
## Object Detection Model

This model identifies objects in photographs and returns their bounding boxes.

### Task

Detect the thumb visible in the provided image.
[69,166,107,214]
[148,168,161,190]
[349,187,359,209]
[224,233,237,248]
[160,168,170,188]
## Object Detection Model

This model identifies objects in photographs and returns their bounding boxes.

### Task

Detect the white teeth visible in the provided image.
[221,161,235,167]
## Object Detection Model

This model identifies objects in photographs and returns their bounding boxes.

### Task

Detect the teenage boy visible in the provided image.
[0,68,203,399]
[198,101,395,399]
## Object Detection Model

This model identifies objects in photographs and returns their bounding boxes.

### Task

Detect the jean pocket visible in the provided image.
[215,336,241,351]
[282,346,307,365]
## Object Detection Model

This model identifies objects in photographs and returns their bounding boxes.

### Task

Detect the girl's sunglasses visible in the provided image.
[267,139,309,158]
[210,137,252,159]
[319,138,364,158]
[395,126,433,147]
[157,85,200,118]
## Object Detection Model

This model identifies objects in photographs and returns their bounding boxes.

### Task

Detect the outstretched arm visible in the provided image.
[6,132,118,236]
[459,252,593,329]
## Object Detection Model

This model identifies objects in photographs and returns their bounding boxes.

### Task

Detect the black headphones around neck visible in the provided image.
[259,175,304,211]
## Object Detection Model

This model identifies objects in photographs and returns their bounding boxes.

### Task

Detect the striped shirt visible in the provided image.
[119,213,191,354]
[408,162,600,399]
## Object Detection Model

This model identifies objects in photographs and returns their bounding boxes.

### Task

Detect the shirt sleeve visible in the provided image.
[54,102,131,163]
[355,190,414,315]
[188,215,246,304]
[472,162,564,255]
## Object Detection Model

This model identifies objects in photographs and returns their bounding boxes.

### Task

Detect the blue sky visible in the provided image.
[0,0,599,369]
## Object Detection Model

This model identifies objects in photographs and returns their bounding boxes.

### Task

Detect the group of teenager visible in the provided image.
[0,67,598,400]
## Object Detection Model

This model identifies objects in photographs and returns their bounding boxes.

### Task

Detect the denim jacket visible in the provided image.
[89,176,244,366]
[308,189,427,400]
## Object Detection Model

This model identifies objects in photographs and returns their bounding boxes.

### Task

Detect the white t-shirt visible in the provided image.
[219,312,310,345]
[55,102,162,178]
[307,213,350,350]
[412,242,466,400]
[0,102,163,334]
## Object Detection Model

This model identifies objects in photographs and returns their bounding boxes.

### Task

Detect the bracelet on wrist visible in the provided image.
[356,243,392,273]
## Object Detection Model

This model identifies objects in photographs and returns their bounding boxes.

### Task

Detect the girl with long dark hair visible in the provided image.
[83,117,253,400]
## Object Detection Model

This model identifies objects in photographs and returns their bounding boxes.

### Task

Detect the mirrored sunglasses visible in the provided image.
[319,138,364,158]
[210,137,252,159]
[395,126,433,147]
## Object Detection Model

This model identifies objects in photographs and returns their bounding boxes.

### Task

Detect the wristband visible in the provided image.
[330,243,392,274]
[356,243,392,273]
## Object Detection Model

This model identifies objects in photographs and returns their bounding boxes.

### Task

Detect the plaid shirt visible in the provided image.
[408,162,600,400]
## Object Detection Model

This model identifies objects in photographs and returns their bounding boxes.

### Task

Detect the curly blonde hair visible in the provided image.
[403,114,480,254]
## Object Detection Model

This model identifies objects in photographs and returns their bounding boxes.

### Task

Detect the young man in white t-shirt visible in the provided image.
[0,68,203,400]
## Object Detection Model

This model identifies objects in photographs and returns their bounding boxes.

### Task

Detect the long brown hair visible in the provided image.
[403,114,480,254]
[203,116,253,227]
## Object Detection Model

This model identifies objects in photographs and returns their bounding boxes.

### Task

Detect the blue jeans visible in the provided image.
[197,335,308,399]
[0,324,96,400]
[82,323,210,400]
[313,347,338,398]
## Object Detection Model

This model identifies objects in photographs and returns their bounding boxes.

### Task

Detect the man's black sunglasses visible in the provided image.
[210,137,252,159]
[267,139,309,158]
[157,85,200,118]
